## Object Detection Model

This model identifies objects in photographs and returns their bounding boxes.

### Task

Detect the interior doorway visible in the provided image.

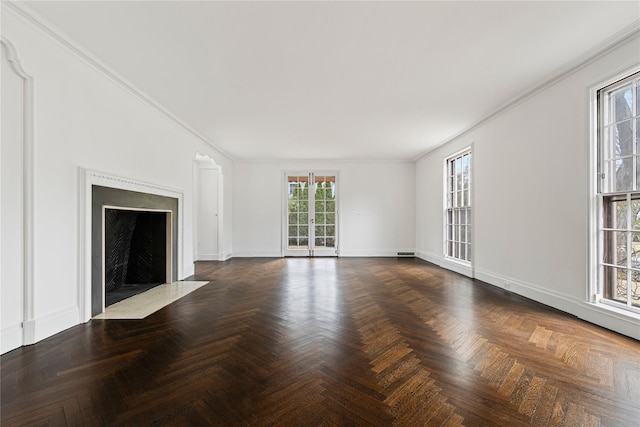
[194,153,223,261]
[284,172,338,257]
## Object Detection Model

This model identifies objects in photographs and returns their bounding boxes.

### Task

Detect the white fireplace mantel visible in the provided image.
[79,168,184,323]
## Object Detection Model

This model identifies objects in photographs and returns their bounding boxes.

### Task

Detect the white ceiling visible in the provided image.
[21,1,640,161]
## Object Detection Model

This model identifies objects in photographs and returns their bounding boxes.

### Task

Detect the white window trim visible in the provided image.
[443,146,473,266]
[588,63,640,319]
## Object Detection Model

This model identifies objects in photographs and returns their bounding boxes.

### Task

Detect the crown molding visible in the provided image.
[414,19,640,161]
[3,1,233,161]
[236,157,415,164]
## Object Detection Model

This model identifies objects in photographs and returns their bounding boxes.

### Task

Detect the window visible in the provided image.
[597,70,640,313]
[445,149,472,262]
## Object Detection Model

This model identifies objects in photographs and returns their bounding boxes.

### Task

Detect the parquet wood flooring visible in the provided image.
[2,258,639,426]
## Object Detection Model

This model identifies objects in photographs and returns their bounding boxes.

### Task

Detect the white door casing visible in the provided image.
[283,172,338,257]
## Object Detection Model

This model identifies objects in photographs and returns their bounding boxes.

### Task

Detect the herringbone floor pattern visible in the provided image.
[2,258,639,426]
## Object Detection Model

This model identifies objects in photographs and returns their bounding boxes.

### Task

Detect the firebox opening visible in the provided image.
[103,207,171,307]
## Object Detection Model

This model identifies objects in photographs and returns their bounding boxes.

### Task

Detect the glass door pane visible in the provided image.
[286,175,309,255]
[284,172,338,257]
[313,174,337,256]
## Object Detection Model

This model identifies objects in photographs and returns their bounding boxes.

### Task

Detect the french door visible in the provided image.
[284,172,338,256]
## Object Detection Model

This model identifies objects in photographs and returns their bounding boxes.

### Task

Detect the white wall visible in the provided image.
[233,161,415,257]
[1,40,27,353]
[416,34,640,340]
[4,2,637,353]
[1,5,233,352]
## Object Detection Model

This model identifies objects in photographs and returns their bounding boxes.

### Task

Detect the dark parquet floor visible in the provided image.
[2,258,639,426]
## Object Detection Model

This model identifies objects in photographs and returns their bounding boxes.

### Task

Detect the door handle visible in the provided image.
[311,218,315,224]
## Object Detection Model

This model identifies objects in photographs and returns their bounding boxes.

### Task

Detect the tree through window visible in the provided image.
[599,71,640,310]
[445,149,472,262]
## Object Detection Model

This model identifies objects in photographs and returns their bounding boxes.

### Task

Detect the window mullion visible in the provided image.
[630,195,635,307]
[632,80,638,307]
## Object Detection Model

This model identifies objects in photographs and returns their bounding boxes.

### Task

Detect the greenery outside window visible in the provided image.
[445,149,472,263]
[598,70,640,312]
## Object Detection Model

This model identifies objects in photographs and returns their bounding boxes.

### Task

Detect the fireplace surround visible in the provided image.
[91,185,179,317]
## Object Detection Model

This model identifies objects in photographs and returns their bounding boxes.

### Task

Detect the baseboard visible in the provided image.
[232,250,282,258]
[182,263,195,279]
[474,268,582,313]
[474,267,640,341]
[196,253,221,261]
[195,253,232,262]
[414,252,639,340]
[416,250,441,265]
[339,249,416,257]
[0,307,80,354]
[415,251,473,278]
[1,323,23,354]
[440,258,473,278]
[231,249,419,258]
[28,306,80,344]
[577,302,640,340]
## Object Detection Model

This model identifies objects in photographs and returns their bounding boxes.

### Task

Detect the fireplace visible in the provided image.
[92,185,179,316]
[103,207,171,307]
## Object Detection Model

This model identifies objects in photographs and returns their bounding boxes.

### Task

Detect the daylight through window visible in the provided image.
[598,71,640,312]
[445,149,472,262]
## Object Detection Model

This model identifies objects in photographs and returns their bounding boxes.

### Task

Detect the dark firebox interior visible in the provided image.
[104,209,167,306]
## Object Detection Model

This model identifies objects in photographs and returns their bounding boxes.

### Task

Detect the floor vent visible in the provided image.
[397,252,415,257]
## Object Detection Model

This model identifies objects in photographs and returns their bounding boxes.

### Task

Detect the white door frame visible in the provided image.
[193,153,224,261]
[282,171,339,257]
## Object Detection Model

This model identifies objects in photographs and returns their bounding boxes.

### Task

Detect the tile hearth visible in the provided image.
[93,281,208,319]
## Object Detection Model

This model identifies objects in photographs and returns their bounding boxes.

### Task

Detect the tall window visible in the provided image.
[598,71,640,312]
[445,149,472,262]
